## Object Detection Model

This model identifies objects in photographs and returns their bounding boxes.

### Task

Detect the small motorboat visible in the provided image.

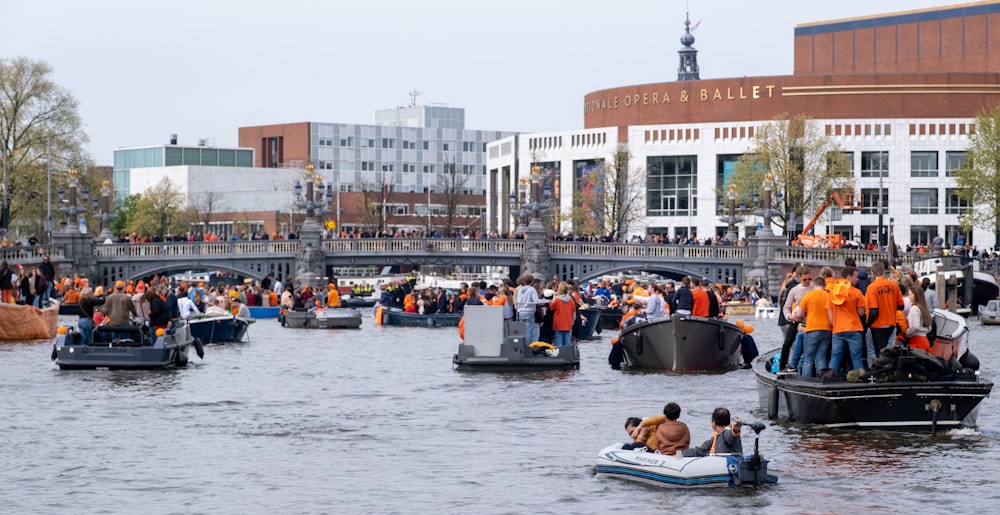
[453,305,579,372]
[187,313,254,343]
[342,295,377,308]
[979,299,1000,326]
[52,321,203,370]
[1,300,60,341]
[595,422,776,488]
[617,314,744,371]
[280,308,362,329]
[754,308,992,431]
[381,308,462,328]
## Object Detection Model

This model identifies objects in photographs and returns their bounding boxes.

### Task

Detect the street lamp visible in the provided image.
[755,172,779,237]
[719,183,743,243]
[94,179,118,242]
[57,169,90,233]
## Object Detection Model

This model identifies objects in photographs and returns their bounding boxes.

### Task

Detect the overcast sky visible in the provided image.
[2,0,959,165]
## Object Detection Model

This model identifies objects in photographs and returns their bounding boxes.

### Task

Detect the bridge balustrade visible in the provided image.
[545,242,748,260]
[0,245,64,262]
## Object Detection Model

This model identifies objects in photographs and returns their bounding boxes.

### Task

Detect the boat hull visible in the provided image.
[382,309,462,327]
[1,301,60,341]
[594,443,777,488]
[342,296,377,308]
[248,306,280,319]
[281,309,362,329]
[618,315,744,371]
[979,300,1000,326]
[188,315,252,343]
[453,341,580,372]
[575,308,602,339]
[53,323,199,370]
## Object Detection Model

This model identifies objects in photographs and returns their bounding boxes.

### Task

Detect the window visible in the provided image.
[910,188,938,214]
[423,165,434,174]
[340,137,352,146]
[860,188,887,215]
[392,204,408,215]
[910,225,937,246]
[828,151,854,173]
[910,151,938,177]
[646,155,697,217]
[382,164,394,172]
[945,188,971,214]
[945,225,971,247]
[946,151,967,177]
[423,141,429,150]
[861,151,888,177]
[443,143,449,151]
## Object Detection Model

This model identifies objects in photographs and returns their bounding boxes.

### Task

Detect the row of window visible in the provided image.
[316,138,485,152]
[852,150,967,177]
[389,204,487,216]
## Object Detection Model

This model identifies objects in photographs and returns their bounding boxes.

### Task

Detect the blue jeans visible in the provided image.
[78,317,95,345]
[522,319,540,344]
[802,330,831,377]
[829,331,864,372]
[788,332,805,370]
[553,331,572,347]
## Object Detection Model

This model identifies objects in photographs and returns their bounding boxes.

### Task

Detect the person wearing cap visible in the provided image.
[327,282,341,308]
[105,280,138,326]
[827,266,867,373]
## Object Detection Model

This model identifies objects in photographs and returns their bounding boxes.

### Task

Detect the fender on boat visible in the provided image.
[767,386,779,419]
[174,349,189,367]
[193,337,205,359]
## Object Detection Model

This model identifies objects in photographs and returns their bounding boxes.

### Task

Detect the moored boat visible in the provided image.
[342,295,377,308]
[594,422,776,488]
[617,314,744,371]
[914,255,1000,314]
[453,305,579,372]
[574,306,602,339]
[1,301,59,341]
[188,313,254,343]
[51,320,203,370]
[280,308,362,329]
[382,308,462,328]
[753,308,991,431]
[979,299,1000,326]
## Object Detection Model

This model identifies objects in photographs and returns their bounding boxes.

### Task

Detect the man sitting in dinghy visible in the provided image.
[678,408,742,458]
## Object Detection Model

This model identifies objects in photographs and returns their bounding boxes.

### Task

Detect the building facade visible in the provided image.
[488,1,1000,249]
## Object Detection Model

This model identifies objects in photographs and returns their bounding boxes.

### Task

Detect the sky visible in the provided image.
[2,0,961,166]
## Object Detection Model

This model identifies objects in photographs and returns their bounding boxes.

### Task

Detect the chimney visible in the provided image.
[170,134,178,145]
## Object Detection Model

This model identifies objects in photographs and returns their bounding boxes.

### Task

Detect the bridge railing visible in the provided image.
[0,244,64,262]
[93,241,300,258]
[775,246,916,267]
[322,238,525,255]
[547,242,748,260]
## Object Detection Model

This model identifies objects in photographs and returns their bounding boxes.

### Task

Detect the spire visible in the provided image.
[678,11,700,81]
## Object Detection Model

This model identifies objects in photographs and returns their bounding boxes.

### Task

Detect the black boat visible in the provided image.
[280,308,362,329]
[575,306,603,339]
[342,295,377,308]
[617,315,744,371]
[52,321,203,370]
[381,308,462,328]
[753,309,992,431]
[188,313,253,343]
[453,305,579,372]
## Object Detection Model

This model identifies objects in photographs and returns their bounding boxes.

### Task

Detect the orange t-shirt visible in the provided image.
[865,277,904,328]
[691,289,709,317]
[826,282,866,333]
[799,288,833,332]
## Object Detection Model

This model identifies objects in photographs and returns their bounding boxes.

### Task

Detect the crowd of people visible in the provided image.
[0,257,56,308]
[776,257,937,378]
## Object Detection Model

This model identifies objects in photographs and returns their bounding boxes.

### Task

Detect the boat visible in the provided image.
[617,314,745,371]
[248,306,280,319]
[575,306,603,339]
[914,255,1000,314]
[51,320,203,370]
[187,313,254,343]
[753,308,992,431]
[594,422,776,488]
[1,301,60,341]
[453,305,580,372]
[59,303,79,316]
[342,295,377,308]
[280,308,362,329]
[382,308,463,328]
[591,305,623,330]
[980,299,1000,326]
[723,302,756,316]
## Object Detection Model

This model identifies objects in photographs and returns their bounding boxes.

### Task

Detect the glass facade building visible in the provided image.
[113,145,253,203]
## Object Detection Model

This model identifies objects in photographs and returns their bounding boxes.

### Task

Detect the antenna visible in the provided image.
[409,89,422,107]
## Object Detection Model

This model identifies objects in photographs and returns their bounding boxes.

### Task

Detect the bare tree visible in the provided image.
[567,145,645,240]
[438,155,469,236]
[358,177,396,234]
[190,191,224,238]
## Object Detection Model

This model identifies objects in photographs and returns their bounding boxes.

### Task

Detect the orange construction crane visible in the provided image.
[793,191,863,248]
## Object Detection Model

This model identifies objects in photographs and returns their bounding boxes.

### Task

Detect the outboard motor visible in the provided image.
[739,422,770,488]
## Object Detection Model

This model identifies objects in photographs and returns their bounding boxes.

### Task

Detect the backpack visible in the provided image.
[926,319,938,347]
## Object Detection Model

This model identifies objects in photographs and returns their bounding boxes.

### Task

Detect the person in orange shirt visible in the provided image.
[864,261,904,364]
[403,292,417,313]
[548,281,577,347]
[827,266,867,373]
[690,277,709,317]
[792,277,832,377]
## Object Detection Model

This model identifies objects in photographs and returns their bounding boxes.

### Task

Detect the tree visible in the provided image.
[190,191,225,237]
[0,57,92,239]
[955,104,1000,247]
[566,145,645,240]
[358,177,395,234]
[110,193,140,238]
[128,177,189,237]
[729,114,852,234]
[438,155,469,236]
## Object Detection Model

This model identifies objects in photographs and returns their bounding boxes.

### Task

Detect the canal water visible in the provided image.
[2,311,998,514]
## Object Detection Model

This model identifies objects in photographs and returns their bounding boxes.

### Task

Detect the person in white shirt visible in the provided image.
[644,284,668,319]
[176,288,201,319]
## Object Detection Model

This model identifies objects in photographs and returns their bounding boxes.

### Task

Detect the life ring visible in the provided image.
[528,341,556,351]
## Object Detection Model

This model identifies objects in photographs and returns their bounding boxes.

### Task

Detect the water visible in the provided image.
[2,313,998,514]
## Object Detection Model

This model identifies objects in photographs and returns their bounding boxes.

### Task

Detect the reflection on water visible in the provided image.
[0,313,996,513]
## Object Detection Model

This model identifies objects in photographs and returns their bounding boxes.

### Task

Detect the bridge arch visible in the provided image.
[97,259,294,286]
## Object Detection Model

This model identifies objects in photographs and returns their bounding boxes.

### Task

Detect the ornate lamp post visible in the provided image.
[293,164,332,289]
[57,169,90,234]
[93,179,118,242]
[755,172,780,237]
[719,183,743,243]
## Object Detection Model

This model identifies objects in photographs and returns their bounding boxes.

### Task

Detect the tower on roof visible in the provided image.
[677,11,700,81]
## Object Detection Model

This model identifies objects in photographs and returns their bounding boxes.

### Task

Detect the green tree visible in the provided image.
[0,57,92,239]
[111,193,141,237]
[128,177,189,237]
[566,145,644,240]
[729,114,852,235]
[955,104,1000,246]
